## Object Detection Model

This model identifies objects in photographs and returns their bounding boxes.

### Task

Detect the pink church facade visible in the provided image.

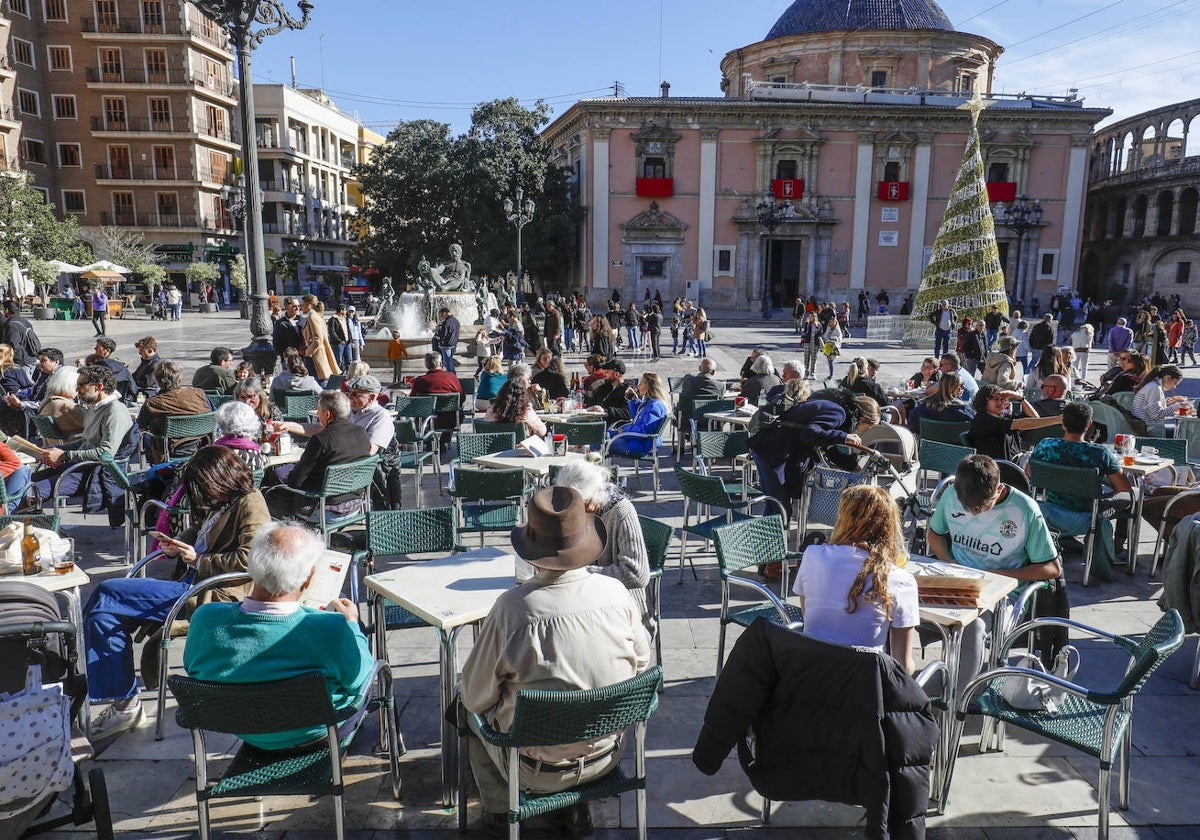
[543,0,1110,312]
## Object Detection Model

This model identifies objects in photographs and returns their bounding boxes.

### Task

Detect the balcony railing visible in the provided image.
[186,22,228,50]
[86,66,189,85]
[101,212,138,226]
[94,163,187,180]
[91,115,191,133]
[81,17,184,35]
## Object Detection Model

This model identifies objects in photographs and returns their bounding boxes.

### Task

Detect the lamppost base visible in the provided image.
[241,336,278,376]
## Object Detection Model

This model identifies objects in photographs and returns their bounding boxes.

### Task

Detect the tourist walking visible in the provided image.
[91,286,109,336]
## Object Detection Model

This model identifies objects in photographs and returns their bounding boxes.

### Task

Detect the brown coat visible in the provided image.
[39,395,84,442]
[182,489,271,613]
[302,310,341,381]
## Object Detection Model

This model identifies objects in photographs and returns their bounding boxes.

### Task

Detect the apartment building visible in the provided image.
[0,12,18,170]
[252,83,359,294]
[6,0,238,282]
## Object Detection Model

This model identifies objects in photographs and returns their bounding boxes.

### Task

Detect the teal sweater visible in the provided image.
[183,603,373,750]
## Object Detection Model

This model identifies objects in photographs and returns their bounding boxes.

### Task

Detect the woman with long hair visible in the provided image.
[968,384,1061,462]
[907,372,975,431]
[485,378,548,437]
[299,294,340,382]
[693,308,710,358]
[233,378,282,426]
[590,315,616,360]
[606,372,671,456]
[0,343,32,436]
[1025,345,1071,390]
[1101,351,1148,396]
[792,484,919,672]
[83,445,269,738]
[475,355,506,405]
[801,311,822,379]
[1132,364,1188,423]
[840,356,887,406]
[271,349,322,395]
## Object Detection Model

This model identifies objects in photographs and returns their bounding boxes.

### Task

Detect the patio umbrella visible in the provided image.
[10,258,20,298]
[80,260,131,274]
[48,260,85,275]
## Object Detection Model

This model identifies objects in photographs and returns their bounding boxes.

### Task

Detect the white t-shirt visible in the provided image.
[792,544,919,652]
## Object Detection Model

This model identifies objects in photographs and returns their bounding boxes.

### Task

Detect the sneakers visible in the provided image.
[92,698,145,740]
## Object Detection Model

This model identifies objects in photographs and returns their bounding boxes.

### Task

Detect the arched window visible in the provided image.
[1133,195,1148,238]
[1156,192,1174,237]
[1179,188,1198,236]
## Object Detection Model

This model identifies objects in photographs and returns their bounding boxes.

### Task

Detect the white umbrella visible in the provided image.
[48,260,85,274]
[10,258,20,298]
[80,260,131,274]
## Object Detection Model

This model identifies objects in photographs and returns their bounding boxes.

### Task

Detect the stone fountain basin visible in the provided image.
[362,336,433,369]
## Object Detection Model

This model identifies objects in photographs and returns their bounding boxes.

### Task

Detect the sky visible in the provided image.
[247,0,1200,136]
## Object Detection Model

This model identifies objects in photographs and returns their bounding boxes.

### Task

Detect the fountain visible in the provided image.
[361,243,494,369]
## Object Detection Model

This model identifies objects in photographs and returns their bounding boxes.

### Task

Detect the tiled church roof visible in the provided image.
[766,0,956,40]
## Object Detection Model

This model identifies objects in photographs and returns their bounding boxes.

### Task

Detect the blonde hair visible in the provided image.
[301,294,324,314]
[484,356,503,374]
[640,371,670,405]
[344,360,370,379]
[0,344,13,370]
[829,485,904,618]
[852,395,881,426]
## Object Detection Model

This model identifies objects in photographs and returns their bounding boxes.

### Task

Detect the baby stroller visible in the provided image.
[0,581,114,839]
[150,297,167,321]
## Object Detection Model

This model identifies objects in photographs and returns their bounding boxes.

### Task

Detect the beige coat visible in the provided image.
[302,309,341,381]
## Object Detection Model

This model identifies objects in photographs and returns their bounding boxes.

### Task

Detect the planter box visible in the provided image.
[200,303,219,313]
[34,307,56,321]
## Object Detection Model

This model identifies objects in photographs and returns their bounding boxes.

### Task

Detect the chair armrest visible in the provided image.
[340,659,394,722]
[999,615,1123,659]
[465,708,518,749]
[957,664,1096,717]
[1162,489,1200,521]
[1010,580,1050,627]
[914,660,948,706]
[262,483,319,502]
[725,575,800,626]
[124,549,168,578]
[159,572,253,643]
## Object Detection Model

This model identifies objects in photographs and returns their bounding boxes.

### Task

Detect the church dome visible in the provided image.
[766,0,956,40]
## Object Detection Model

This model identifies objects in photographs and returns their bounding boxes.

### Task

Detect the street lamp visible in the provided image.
[755,198,794,319]
[193,0,313,371]
[503,187,535,300]
[995,194,1042,308]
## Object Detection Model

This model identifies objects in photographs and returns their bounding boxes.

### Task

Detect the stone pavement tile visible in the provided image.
[97,702,239,761]
[923,828,989,840]
[86,758,198,834]
[1064,828,1168,840]
[659,647,720,688]
[977,829,1077,839]
[646,692,709,754]
[1128,694,1200,757]
[1105,755,1200,825]
[647,755,766,829]
[933,754,1124,828]
[1152,827,1200,839]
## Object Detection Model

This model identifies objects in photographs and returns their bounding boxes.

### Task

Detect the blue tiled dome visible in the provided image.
[766,0,956,40]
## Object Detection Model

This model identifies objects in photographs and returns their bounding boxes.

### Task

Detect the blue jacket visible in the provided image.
[607,398,668,456]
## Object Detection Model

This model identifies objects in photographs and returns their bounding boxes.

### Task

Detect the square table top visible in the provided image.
[906,558,1020,628]
[364,546,516,631]
[471,450,587,477]
[15,565,90,592]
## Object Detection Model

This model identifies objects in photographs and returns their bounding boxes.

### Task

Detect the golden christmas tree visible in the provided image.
[904,92,1007,347]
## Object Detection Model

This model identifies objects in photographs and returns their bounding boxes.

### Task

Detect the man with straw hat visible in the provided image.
[461,485,651,838]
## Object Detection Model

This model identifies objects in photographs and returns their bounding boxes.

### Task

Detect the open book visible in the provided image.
[516,435,552,457]
[7,435,48,459]
[299,551,352,610]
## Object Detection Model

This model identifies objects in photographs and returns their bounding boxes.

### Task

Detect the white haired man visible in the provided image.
[183,522,373,749]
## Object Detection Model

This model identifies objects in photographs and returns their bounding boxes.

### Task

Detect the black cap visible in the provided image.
[601,358,626,374]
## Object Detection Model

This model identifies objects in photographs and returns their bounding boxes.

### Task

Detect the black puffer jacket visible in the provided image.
[692,619,939,840]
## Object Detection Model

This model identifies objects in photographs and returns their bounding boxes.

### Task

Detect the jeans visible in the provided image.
[681,335,695,355]
[626,326,640,349]
[934,328,951,358]
[333,342,353,372]
[1030,348,1043,367]
[696,338,707,357]
[751,451,787,508]
[169,303,182,321]
[440,346,457,373]
[93,312,107,335]
[986,328,999,350]
[84,575,194,701]
[563,327,574,353]
[671,333,679,353]
[4,465,30,512]
[827,353,836,378]
[649,331,661,359]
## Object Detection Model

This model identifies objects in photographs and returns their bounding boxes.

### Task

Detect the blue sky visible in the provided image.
[249,0,1200,135]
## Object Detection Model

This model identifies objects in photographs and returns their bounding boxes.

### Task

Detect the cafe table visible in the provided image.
[365,546,516,807]
[704,407,757,429]
[1109,449,1175,573]
[471,449,587,479]
[904,558,1020,810]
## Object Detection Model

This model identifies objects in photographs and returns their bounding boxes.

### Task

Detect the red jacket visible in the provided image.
[410,369,463,395]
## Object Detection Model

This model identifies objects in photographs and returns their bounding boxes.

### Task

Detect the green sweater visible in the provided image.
[65,396,133,463]
[183,603,373,750]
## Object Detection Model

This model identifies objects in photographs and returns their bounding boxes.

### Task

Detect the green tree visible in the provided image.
[356,99,576,290]
[185,260,220,289]
[26,257,59,300]
[134,262,167,288]
[266,247,306,293]
[0,173,92,265]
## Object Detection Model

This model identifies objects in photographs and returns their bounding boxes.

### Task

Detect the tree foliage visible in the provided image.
[356,98,576,290]
[0,173,92,266]
[266,247,306,288]
[86,227,162,269]
[185,261,220,287]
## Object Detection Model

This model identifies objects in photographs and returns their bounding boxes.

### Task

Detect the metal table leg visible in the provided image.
[438,626,466,808]
[934,624,963,811]
[1128,476,1146,575]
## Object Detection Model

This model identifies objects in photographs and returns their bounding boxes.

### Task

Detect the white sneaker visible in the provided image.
[92,699,145,740]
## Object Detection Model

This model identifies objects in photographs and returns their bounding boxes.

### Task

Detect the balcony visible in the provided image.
[101,212,139,226]
[91,115,191,134]
[86,66,189,85]
[94,163,190,181]
[81,17,184,35]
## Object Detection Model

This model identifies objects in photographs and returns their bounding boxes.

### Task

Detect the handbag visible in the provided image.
[999,645,1080,714]
[0,664,74,819]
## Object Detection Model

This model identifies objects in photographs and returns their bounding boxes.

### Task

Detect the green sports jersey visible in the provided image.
[930,485,1057,571]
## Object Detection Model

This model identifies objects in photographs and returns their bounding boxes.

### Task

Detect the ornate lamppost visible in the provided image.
[995,194,1042,308]
[755,198,793,319]
[503,186,535,300]
[193,0,313,371]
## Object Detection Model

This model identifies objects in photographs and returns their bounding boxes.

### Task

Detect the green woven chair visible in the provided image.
[692,429,756,497]
[0,513,60,531]
[602,414,672,501]
[1028,461,1105,586]
[31,413,78,445]
[158,411,217,461]
[1020,422,1065,450]
[676,396,734,459]
[450,466,527,547]
[394,418,441,508]
[204,392,234,409]
[456,432,518,464]
[169,666,402,840]
[673,464,785,583]
[456,666,663,839]
[942,610,1185,839]
[434,392,465,431]
[711,515,804,676]
[325,374,346,391]
[1174,417,1200,468]
[638,515,674,672]
[917,439,973,491]
[473,419,526,437]
[392,395,439,434]
[918,417,972,445]
[263,456,378,544]
[274,390,321,424]
[561,420,606,451]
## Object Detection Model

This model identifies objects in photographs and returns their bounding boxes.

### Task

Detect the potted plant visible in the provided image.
[134,262,166,314]
[26,257,59,320]
[230,255,250,318]
[185,261,221,313]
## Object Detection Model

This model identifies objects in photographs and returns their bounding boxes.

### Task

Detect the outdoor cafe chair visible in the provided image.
[204,392,234,410]
[692,429,756,497]
[450,466,527,547]
[602,414,672,501]
[169,665,402,840]
[472,419,526,437]
[711,515,804,676]
[638,514,674,672]
[395,418,441,508]
[273,390,320,425]
[262,455,378,545]
[1028,461,1105,586]
[156,411,218,462]
[561,420,606,451]
[451,432,516,491]
[918,417,972,446]
[31,413,80,446]
[392,395,439,434]
[941,610,1185,840]
[456,666,662,840]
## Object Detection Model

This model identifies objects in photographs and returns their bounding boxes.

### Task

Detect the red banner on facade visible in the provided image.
[877,181,910,201]
[636,177,674,197]
[986,182,1018,203]
[772,179,804,200]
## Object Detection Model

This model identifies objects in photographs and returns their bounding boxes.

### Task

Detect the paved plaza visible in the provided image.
[20,308,1200,839]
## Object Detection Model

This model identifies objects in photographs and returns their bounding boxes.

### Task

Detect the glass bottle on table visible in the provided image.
[21,517,40,576]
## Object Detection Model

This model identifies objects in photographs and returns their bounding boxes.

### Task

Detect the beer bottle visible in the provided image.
[21,518,40,576]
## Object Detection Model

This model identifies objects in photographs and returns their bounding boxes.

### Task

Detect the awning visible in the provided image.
[80,260,131,274]
[79,270,126,282]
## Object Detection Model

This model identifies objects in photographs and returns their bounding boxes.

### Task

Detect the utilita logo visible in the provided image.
[952,533,1003,556]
